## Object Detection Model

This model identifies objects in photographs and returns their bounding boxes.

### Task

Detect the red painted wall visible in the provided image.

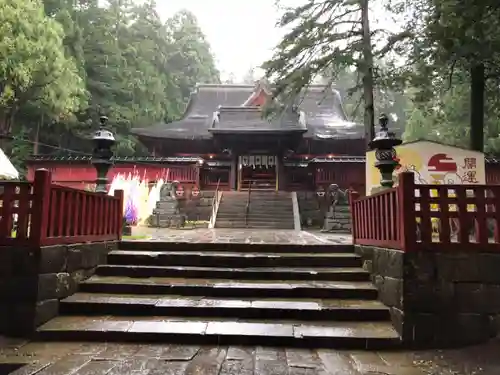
[27,163,197,190]
[28,161,500,191]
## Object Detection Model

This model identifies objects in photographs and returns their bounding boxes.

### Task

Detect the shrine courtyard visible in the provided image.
[4,170,500,374]
[0,226,498,375]
[128,227,352,245]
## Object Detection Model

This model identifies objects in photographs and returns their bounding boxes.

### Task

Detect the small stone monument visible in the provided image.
[149,181,185,228]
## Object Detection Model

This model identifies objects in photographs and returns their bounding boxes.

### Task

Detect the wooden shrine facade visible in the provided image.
[23,82,500,193]
[25,154,366,193]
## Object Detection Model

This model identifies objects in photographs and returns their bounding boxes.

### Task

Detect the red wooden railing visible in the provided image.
[350,171,500,251]
[0,169,123,246]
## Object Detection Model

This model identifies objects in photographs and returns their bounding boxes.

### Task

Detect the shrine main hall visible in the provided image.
[25,81,500,191]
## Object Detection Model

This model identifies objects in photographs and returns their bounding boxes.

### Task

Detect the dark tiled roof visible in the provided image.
[131,84,255,139]
[210,106,306,133]
[26,154,500,164]
[25,155,203,163]
[129,83,381,141]
[297,86,364,140]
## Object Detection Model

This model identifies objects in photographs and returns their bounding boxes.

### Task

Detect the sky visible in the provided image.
[155,0,402,82]
[156,0,303,81]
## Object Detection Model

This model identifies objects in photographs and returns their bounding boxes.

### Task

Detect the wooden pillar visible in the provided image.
[230,155,238,190]
[276,156,286,191]
[195,163,201,187]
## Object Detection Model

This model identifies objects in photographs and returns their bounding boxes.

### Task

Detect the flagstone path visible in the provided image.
[130,227,352,245]
[2,336,494,375]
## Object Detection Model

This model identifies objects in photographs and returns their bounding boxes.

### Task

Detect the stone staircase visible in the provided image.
[215,191,295,229]
[36,241,400,349]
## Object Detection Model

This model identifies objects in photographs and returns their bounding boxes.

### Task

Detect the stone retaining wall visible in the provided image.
[0,241,117,336]
[149,191,214,228]
[355,245,500,347]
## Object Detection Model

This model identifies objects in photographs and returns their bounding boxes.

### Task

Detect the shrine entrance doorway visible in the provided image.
[238,155,278,191]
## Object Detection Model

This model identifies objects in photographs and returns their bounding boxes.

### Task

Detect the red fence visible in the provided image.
[350,172,500,251]
[0,169,123,246]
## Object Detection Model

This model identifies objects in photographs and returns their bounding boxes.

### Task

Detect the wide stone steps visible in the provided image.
[37,315,399,348]
[215,191,294,229]
[95,264,370,281]
[106,250,363,268]
[36,241,401,349]
[217,211,294,217]
[79,276,378,299]
[214,220,294,229]
[59,293,390,321]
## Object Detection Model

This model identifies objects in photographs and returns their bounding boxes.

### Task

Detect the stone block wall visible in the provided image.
[355,245,500,347]
[0,241,117,336]
[149,191,214,228]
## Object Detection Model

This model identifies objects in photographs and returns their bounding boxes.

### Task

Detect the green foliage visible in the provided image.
[403,74,500,154]
[263,0,411,141]
[398,0,500,153]
[0,0,86,135]
[1,0,220,174]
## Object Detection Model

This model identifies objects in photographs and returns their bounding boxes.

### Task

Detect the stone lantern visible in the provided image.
[368,114,402,189]
[91,115,115,193]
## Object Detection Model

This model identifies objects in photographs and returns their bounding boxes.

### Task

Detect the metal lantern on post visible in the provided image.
[91,115,116,193]
[368,114,402,189]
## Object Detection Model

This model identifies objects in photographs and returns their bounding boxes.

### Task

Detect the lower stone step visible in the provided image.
[106,250,363,268]
[96,264,371,281]
[37,316,400,349]
[79,276,378,299]
[118,242,355,254]
[60,293,390,321]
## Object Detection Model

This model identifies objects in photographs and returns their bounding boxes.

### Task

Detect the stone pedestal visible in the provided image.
[149,183,185,228]
[322,205,351,233]
[150,198,184,228]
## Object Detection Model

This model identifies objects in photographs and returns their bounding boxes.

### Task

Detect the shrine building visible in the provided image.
[25,81,500,192]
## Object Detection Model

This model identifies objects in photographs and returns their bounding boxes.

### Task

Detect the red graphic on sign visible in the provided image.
[427,153,457,173]
[394,156,401,170]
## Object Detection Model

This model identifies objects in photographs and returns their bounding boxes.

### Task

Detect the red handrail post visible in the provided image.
[398,172,417,251]
[349,190,360,244]
[114,189,124,241]
[30,169,52,247]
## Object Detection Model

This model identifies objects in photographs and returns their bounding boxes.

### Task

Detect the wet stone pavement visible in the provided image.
[130,227,352,245]
[2,336,495,375]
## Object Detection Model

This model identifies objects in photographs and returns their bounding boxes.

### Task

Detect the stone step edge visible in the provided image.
[108,251,361,258]
[36,317,400,349]
[117,242,354,251]
[60,296,390,321]
[97,264,368,273]
[79,279,378,299]
[95,265,370,281]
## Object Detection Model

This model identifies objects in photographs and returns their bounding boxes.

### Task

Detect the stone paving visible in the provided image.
[2,336,494,375]
[130,227,352,245]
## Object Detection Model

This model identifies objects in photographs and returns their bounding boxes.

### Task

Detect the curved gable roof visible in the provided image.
[131,83,363,141]
[131,84,255,139]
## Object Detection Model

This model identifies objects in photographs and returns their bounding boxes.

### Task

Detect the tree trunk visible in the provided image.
[470,63,485,152]
[33,113,43,155]
[0,111,12,152]
[360,0,375,149]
